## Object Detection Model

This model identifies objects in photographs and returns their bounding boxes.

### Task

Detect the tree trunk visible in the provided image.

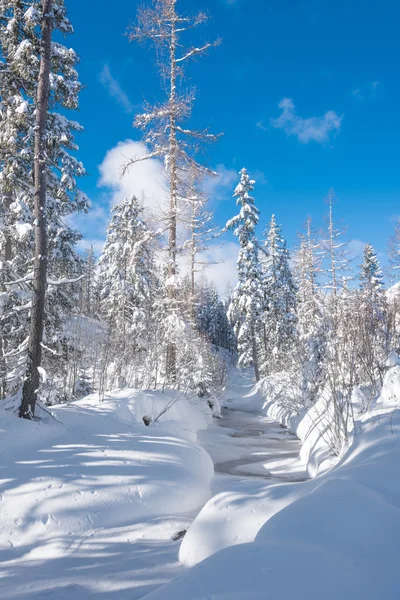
[166,12,178,384]
[251,324,260,382]
[19,0,53,419]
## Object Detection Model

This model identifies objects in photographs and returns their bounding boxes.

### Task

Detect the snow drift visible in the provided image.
[149,367,400,599]
[0,388,214,599]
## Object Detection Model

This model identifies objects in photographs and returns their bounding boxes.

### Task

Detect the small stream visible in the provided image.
[199,408,308,483]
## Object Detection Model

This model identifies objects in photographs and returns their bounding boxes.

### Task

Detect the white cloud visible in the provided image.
[271,98,342,145]
[77,238,106,255]
[256,120,267,131]
[92,142,240,295]
[352,80,380,101]
[99,139,168,220]
[200,242,239,296]
[177,241,239,297]
[203,164,238,202]
[98,64,134,114]
[347,239,366,262]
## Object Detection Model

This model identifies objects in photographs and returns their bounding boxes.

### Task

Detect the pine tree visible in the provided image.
[98,196,156,388]
[0,1,88,414]
[261,214,297,375]
[293,218,324,404]
[357,243,388,386]
[226,169,263,380]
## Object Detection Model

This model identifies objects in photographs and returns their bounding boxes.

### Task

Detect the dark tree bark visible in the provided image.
[19,0,53,419]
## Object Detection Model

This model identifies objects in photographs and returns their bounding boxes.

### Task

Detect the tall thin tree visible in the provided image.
[126,0,220,381]
[19,0,53,419]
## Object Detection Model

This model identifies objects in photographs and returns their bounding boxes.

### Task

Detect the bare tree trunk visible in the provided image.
[19,0,53,419]
[251,324,260,382]
[166,11,178,384]
[190,208,196,323]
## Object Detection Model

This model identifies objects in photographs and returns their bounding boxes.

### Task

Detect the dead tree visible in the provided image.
[126,0,220,383]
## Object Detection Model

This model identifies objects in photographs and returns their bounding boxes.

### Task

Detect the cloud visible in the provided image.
[200,242,239,296]
[99,141,239,294]
[352,80,380,101]
[98,64,134,113]
[77,238,106,255]
[271,98,342,144]
[177,241,239,296]
[203,164,238,202]
[347,239,366,262]
[99,139,168,219]
[66,205,109,256]
[256,120,267,131]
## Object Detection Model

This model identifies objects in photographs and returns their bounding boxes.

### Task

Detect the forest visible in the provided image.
[1,1,400,599]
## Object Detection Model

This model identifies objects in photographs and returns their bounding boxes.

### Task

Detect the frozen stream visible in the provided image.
[198,407,308,485]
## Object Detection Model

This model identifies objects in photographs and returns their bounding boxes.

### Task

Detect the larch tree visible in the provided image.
[320,189,352,310]
[183,181,218,322]
[126,0,220,383]
[226,169,263,381]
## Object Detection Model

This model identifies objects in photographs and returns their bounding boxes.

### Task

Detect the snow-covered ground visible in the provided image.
[3,367,400,600]
[0,389,214,599]
[145,367,400,600]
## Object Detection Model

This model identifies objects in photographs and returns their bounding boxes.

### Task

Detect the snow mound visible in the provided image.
[144,404,400,600]
[0,389,214,598]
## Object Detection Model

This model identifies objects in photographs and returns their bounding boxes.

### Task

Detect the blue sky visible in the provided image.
[66,0,400,286]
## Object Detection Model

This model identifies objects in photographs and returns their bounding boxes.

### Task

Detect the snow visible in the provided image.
[145,368,400,600]
[15,222,32,239]
[0,388,214,599]
[386,280,400,302]
[3,365,400,600]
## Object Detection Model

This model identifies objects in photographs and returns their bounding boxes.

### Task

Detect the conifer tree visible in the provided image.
[226,169,263,380]
[0,1,88,415]
[261,214,297,375]
[98,196,156,388]
[293,218,324,404]
[357,243,388,386]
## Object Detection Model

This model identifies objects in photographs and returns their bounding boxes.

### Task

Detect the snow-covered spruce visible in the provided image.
[0,1,88,409]
[226,168,264,380]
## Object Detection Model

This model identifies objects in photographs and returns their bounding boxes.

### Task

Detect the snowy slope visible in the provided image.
[0,389,213,599]
[145,368,400,599]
